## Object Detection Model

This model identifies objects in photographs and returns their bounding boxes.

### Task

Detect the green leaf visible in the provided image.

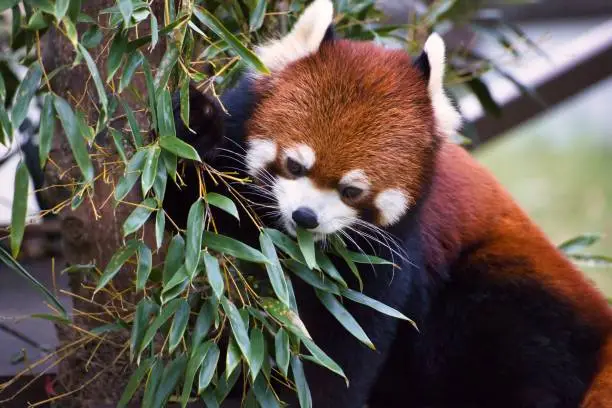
[301,337,346,381]
[0,246,67,317]
[118,0,133,26]
[11,160,29,258]
[142,359,163,407]
[161,150,177,181]
[150,13,159,50]
[154,42,179,90]
[123,197,156,236]
[156,88,175,136]
[331,237,362,291]
[252,374,280,408]
[62,17,78,47]
[274,328,290,377]
[53,95,95,182]
[121,99,143,147]
[115,149,147,201]
[261,297,311,340]
[159,136,201,162]
[130,299,157,361]
[38,99,55,162]
[559,233,603,254]
[225,337,241,379]
[27,10,48,30]
[95,240,138,293]
[168,299,190,353]
[191,300,216,349]
[204,252,224,299]
[344,250,394,265]
[467,78,501,117]
[110,129,128,163]
[31,313,71,325]
[315,250,347,288]
[119,51,144,93]
[193,7,270,74]
[260,232,290,305]
[54,0,70,20]
[142,58,157,130]
[284,260,339,294]
[179,74,190,127]
[204,231,268,264]
[0,0,19,13]
[155,209,165,250]
[291,356,312,408]
[107,31,127,81]
[316,289,375,350]
[568,254,612,267]
[180,341,213,407]
[81,24,103,48]
[341,288,414,325]
[153,354,188,408]
[248,328,264,381]
[136,243,152,291]
[220,297,251,366]
[117,357,155,408]
[248,0,267,32]
[141,145,160,195]
[153,162,168,201]
[206,192,239,220]
[138,298,183,356]
[198,342,220,392]
[11,63,42,130]
[78,44,108,116]
[185,200,205,277]
[215,365,241,403]
[163,234,185,284]
[264,228,304,262]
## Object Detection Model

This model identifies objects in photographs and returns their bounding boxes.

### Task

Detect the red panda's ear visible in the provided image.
[417,33,462,138]
[255,0,334,72]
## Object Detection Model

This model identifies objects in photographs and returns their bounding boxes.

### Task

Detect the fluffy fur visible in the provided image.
[165,1,612,407]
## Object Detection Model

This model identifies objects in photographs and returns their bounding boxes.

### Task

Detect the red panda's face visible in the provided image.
[242,0,460,238]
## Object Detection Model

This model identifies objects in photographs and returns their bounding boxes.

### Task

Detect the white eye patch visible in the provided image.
[339,169,371,192]
[285,144,316,170]
[375,188,410,226]
[246,139,277,176]
[273,177,356,237]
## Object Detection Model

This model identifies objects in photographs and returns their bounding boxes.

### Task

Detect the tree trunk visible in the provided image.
[40,2,165,406]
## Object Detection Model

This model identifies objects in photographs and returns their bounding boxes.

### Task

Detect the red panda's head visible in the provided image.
[241,0,461,238]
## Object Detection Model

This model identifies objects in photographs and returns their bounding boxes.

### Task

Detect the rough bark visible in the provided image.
[40,2,165,406]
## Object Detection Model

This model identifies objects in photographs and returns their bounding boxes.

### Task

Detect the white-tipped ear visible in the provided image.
[423,33,462,138]
[255,0,333,72]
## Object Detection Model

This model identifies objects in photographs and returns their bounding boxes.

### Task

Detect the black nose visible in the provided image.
[292,207,319,229]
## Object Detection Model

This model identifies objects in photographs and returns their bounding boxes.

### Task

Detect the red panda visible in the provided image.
[166,0,612,406]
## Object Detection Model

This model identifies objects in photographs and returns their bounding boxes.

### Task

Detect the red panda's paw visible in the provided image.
[172,84,225,161]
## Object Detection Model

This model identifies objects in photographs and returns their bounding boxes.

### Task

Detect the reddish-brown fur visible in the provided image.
[422,141,612,405]
[249,40,437,220]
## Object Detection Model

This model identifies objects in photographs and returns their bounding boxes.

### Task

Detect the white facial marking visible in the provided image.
[339,169,371,191]
[285,144,316,170]
[273,177,356,237]
[255,0,333,72]
[423,33,462,138]
[375,188,410,226]
[246,139,277,176]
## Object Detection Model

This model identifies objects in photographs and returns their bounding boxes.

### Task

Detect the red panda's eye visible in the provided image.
[286,157,305,177]
[340,186,363,200]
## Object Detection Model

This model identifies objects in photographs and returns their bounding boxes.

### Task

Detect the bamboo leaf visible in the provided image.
[168,299,190,353]
[114,149,147,201]
[119,50,144,93]
[204,252,224,299]
[155,209,165,250]
[274,328,290,377]
[291,356,312,408]
[220,297,251,366]
[95,240,138,293]
[154,42,179,90]
[11,160,29,258]
[53,95,95,182]
[38,94,55,167]
[315,250,347,288]
[11,63,42,130]
[260,232,290,306]
[261,297,310,340]
[248,0,267,32]
[284,260,340,294]
[142,359,163,407]
[191,300,216,349]
[136,243,152,291]
[54,0,70,20]
[123,197,156,236]
[225,337,241,379]
[159,136,201,162]
[180,341,213,407]
[301,337,346,381]
[316,289,375,350]
[252,374,280,408]
[198,342,220,392]
[153,354,188,408]
[296,228,318,270]
[163,234,185,284]
[559,233,603,254]
[264,228,304,262]
[206,192,239,220]
[78,44,108,115]
[107,31,127,81]
[81,24,103,48]
[193,7,270,74]
[141,145,160,196]
[0,246,67,317]
[248,328,264,381]
[204,231,268,264]
[130,299,157,361]
[110,128,128,163]
[143,58,157,130]
[121,99,143,146]
[185,199,205,277]
[118,0,133,26]
[138,298,183,356]
[117,357,155,408]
